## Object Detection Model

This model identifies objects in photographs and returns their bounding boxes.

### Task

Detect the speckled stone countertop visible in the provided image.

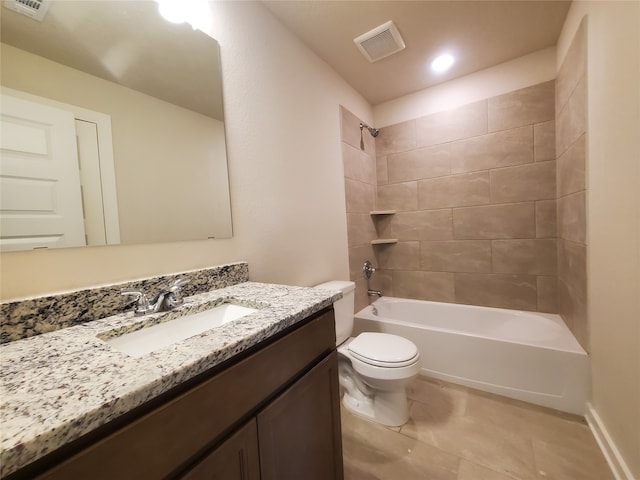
[0,281,341,477]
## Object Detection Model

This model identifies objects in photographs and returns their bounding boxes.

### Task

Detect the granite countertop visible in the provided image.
[0,281,341,477]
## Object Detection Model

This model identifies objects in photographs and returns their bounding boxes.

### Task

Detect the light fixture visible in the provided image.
[157,0,186,24]
[155,0,209,30]
[430,53,455,73]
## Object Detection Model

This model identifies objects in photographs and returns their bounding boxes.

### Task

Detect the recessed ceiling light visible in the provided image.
[155,0,209,30]
[431,54,455,73]
[157,0,185,24]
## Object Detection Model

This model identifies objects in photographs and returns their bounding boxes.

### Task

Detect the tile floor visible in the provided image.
[341,376,613,480]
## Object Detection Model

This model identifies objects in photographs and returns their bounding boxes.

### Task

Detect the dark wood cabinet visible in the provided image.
[180,419,260,480]
[14,308,343,480]
[182,352,343,480]
[258,352,342,480]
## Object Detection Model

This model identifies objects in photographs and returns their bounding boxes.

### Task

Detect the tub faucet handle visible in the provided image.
[363,260,376,279]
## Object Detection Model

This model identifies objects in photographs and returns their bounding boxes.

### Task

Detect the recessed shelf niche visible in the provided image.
[369,210,396,246]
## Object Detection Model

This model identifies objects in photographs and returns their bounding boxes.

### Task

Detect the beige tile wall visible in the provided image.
[340,107,380,312]
[369,81,558,313]
[341,75,587,317]
[341,20,590,381]
[556,19,588,349]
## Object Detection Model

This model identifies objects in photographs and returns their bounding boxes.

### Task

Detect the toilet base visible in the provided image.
[342,388,410,427]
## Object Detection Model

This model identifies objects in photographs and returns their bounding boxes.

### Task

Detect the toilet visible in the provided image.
[315,281,421,427]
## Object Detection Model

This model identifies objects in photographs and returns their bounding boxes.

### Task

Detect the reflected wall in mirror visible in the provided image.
[0,0,232,252]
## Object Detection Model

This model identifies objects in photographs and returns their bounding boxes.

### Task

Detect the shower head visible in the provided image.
[360,122,379,137]
[359,122,379,150]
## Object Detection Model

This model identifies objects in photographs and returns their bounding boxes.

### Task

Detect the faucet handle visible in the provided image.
[121,288,152,316]
[167,278,190,306]
[170,277,190,290]
[363,260,376,280]
[169,278,190,295]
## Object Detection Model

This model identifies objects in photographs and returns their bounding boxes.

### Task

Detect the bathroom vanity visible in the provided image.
[0,267,344,480]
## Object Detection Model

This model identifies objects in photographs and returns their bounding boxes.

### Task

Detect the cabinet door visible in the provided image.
[180,419,260,480]
[257,351,344,480]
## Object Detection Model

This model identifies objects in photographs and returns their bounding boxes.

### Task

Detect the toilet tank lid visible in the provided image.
[314,281,355,294]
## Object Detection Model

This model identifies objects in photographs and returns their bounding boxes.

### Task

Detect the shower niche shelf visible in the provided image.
[370,210,396,246]
[370,210,396,216]
[371,239,398,245]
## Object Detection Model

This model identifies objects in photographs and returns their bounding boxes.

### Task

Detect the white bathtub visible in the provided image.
[354,297,590,415]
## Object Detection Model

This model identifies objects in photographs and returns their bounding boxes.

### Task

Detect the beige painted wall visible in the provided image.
[0,1,370,300]
[374,47,557,127]
[1,43,230,244]
[559,2,640,478]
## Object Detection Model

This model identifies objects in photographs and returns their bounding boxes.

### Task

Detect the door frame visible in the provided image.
[1,86,120,245]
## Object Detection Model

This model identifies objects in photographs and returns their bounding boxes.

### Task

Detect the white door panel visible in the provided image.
[1,235,64,251]
[1,120,49,154]
[0,176,56,210]
[0,94,86,251]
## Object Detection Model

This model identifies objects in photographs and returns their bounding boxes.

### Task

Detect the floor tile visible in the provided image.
[406,376,468,421]
[341,377,613,480]
[464,386,592,446]
[457,459,521,480]
[532,437,615,480]
[402,401,537,480]
[342,406,459,480]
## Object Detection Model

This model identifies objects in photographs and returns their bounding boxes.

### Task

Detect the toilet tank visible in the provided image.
[314,281,355,345]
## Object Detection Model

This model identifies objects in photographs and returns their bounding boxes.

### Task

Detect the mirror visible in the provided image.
[0,0,232,251]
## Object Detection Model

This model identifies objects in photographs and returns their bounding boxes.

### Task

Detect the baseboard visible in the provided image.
[585,403,637,480]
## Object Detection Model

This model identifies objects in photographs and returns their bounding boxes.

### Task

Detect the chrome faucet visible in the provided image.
[121,278,190,316]
[363,260,383,298]
[363,260,376,279]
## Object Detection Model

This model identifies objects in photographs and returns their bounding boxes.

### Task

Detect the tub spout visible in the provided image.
[368,289,383,298]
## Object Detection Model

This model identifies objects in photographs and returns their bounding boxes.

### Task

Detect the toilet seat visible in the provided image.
[349,332,419,368]
[339,340,421,382]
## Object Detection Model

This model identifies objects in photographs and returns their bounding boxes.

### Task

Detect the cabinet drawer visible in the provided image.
[36,308,335,480]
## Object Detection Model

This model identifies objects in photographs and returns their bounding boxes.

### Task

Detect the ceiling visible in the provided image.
[263,0,571,105]
[1,1,571,115]
[1,1,223,120]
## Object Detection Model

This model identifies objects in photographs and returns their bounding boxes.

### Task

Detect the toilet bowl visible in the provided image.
[315,281,421,427]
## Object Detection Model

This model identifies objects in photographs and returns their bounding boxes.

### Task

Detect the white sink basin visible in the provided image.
[105,303,258,358]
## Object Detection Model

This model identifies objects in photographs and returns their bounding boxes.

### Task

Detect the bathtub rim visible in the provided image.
[355,296,587,355]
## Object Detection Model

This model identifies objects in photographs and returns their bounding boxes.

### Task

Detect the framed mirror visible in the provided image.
[0,0,232,251]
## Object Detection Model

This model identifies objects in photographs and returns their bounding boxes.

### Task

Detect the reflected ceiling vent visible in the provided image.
[354,20,405,63]
[3,0,51,21]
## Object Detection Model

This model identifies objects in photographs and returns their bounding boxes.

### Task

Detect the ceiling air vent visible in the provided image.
[354,20,405,63]
[3,0,51,21]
